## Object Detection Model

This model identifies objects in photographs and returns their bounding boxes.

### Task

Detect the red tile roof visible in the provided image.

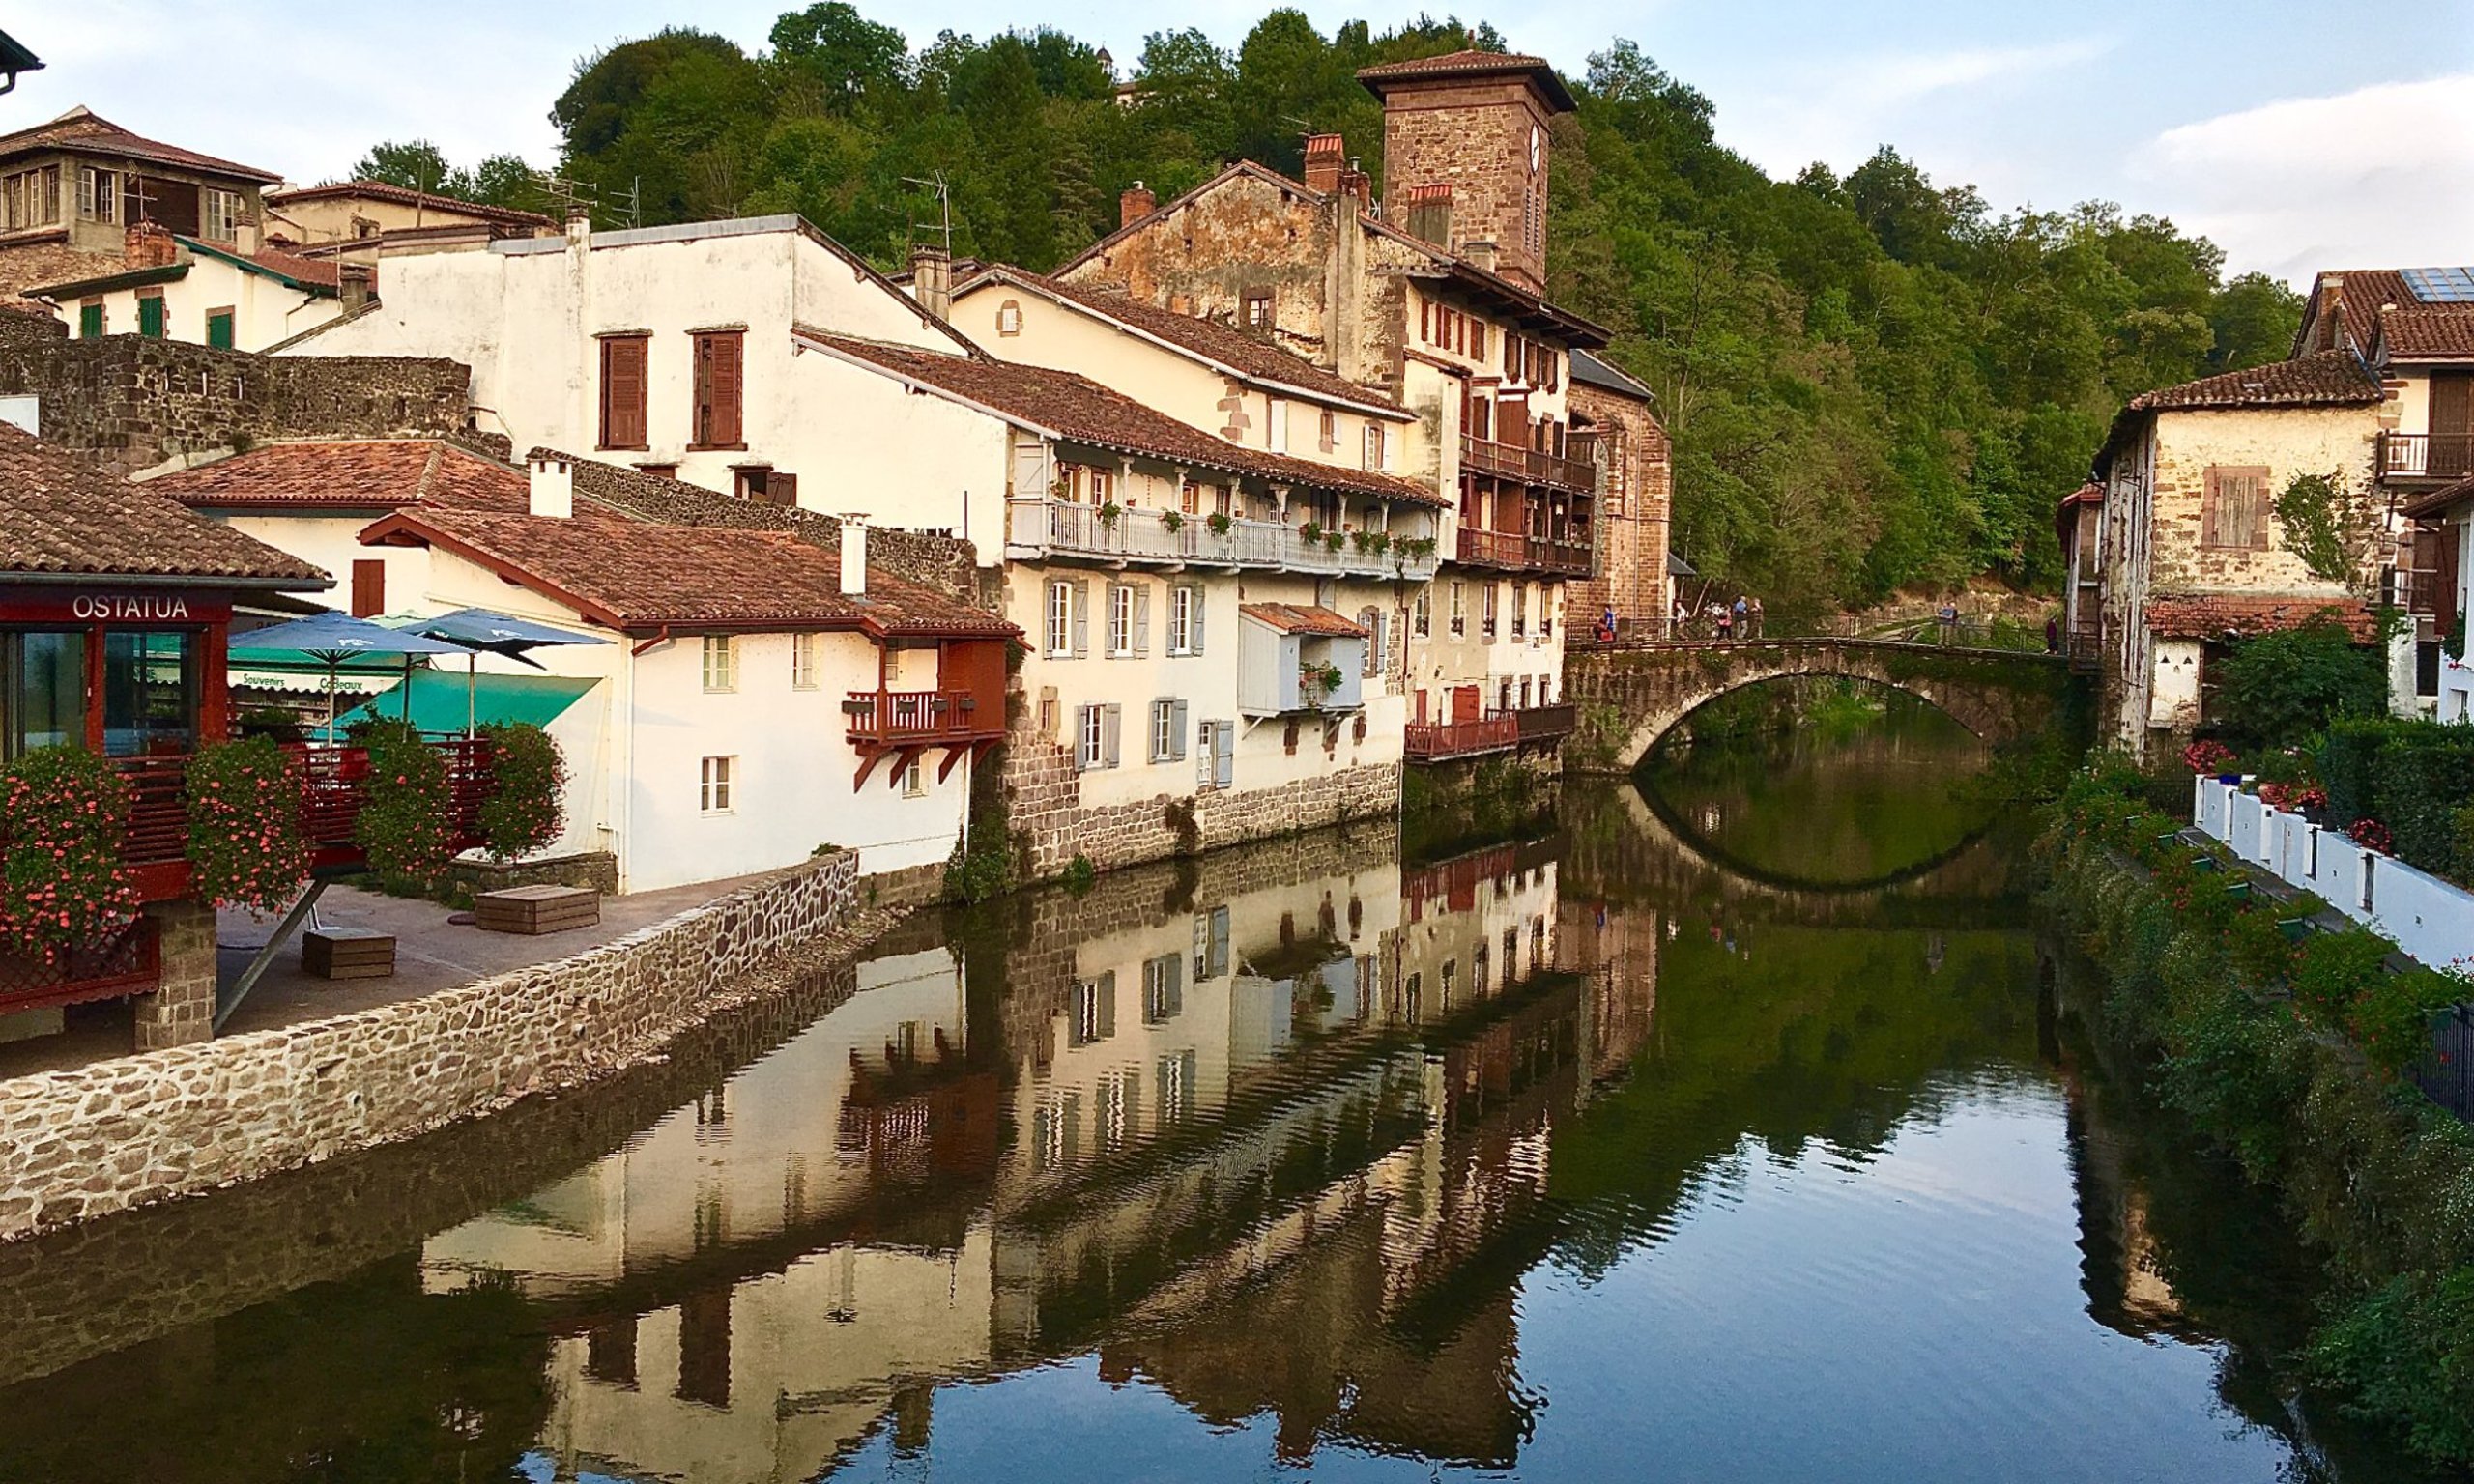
[2146,594,2375,642]
[964,266,1406,415]
[798,331,1444,506]
[2127,349,2382,412]
[2376,305,2474,360]
[361,503,1012,637]
[1356,50,1577,111]
[2400,473,2474,521]
[145,441,531,513]
[0,425,327,586]
[266,179,553,230]
[1240,602,1367,638]
[0,106,279,185]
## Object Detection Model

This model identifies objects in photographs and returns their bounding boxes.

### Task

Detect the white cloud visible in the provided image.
[2133,73,2474,285]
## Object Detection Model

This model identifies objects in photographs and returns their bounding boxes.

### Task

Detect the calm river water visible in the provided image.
[0,692,2442,1482]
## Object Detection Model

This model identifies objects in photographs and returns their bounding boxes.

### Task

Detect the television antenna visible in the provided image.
[903,172,953,255]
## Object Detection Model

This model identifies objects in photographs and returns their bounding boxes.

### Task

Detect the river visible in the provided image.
[0,686,2441,1482]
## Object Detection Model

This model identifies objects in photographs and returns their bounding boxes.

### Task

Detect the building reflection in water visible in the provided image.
[419,827,1655,1481]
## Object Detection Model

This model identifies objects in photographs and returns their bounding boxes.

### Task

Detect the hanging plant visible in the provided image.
[1324,530,1345,552]
[476,722,565,862]
[1161,510,1185,533]
[1207,511,1233,536]
[351,717,455,883]
[186,738,310,913]
[1299,521,1323,544]
[0,747,138,964]
[1097,500,1122,528]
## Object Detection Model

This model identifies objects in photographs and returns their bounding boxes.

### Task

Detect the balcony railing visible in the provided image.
[1453,526,1594,577]
[1404,703,1576,761]
[1460,434,1597,493]
[1514,701,1577,744]
[2378,432,2474,482]
[844,689,997,745]
[1008,499,1438,581]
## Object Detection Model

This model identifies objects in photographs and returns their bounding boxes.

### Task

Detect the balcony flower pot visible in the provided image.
[1097,501,1122,529]
[841,699,875,717]
[1162,510,1185,533]
[1299,521,1323,545]
[1207,513,1233,536]
[1324,531,1345,552]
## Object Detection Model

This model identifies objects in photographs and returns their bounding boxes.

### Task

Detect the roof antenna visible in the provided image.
[903,173,953,255]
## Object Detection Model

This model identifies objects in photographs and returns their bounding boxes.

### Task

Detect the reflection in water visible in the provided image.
[0,701,2443,1483]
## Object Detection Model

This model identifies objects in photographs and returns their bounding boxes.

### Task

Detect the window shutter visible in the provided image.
[1165,952,1184,1016]
[1071,581,1089,657]
[1214,723,1234,788]
[79,301,102,337]
[2201,467,2223,548]
[603,336,648,448]
[1102,703,1121,768]
[1190,588,1206,654]
[1170,699,1189,759]
[1075,705,1095,771]
[1134,585,1151,657]
[1096,969,1116,1038]
[206,310,234,351]
[350,559,386,618]
[711,332,743,444]
[767,471,798,509]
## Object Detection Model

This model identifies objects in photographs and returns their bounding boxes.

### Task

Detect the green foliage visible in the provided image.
[2318,718,2474,884]
[0,747,138,961]
[350,718,455,884]
[352,139,546,214]
[2310,1267,2474,1463]
[186,738,310,913]
[475,723,566,863]
[1061,853,1096,894]
[2210,616,2386,751]
[2290,928,2393,1026]
[2269,471,2371,585]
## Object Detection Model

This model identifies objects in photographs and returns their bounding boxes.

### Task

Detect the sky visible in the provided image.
[10,0,2472,286]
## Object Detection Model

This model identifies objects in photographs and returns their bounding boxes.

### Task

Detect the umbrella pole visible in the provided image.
[468,656,478,741]
[324,658,339,747]
[401,656,415,725]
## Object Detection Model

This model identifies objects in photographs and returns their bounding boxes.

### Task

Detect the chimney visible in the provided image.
[2316,273,2346,354]
[1338,162,1371,212]
[840,513,869,596]
[1405,183,1453,248]
[909,243,952,322]
[529,455,573,519]
[338,261,375,312]
[1304,134,1344,196]
[565,203,591,248]
[1461,240,1498,274]
[1119,181,1156,229]
[125,220,177,270]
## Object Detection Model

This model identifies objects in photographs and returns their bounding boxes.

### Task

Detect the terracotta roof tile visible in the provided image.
[2377,305,2474,359]
[1356,50,1577,111]
[2127,349,2381,412]
[0,425,326,585]
[266,179,553,230]
[1240,602,1367,638]
[361,503,1012,637]
[799,331,1444,506]
[0,106,279,185]
[2400,473,2474,521]
[145,441,531,513]
[2146,594,2375,642]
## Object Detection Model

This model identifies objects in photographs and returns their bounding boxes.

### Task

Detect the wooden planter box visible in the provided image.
[302,928,396,981]
[474,884,601,936]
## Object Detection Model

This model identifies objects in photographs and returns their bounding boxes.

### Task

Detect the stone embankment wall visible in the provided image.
[0,851,861,1241]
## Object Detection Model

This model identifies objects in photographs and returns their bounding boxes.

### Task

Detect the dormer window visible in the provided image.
[996,300,1022,336]
[200,187,243,243]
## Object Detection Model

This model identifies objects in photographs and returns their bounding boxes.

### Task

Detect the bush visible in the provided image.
[2310,1267,2474,1464]
[2291,928,2394,1028]
[2318,718,2474,884]
[1061,853,1096,894]
[185,738,310,912]
[0,747,138,962]
[2212,616,2386,751]
[475,722,565,861]
[2349,968,2470,1078]
[350,717,454,883]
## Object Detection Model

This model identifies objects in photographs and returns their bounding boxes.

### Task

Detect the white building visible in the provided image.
[25,220,347,351]
[2402,473,2473,721]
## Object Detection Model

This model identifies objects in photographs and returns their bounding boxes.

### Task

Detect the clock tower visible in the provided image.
[1357,50,1576,295]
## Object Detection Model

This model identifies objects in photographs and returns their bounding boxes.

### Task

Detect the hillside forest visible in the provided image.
[352,6,2306,620]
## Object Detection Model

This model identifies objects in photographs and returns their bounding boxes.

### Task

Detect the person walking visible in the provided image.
[1749,596,1765,639]
[1937,599,1960,645]
[1671,598,1687,639]
[1715,602,1734,641]
[1731,595,1748,639]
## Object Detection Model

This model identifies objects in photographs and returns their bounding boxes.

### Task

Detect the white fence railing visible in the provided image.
[1007,499,1438,581]
[2194,776,2474,972]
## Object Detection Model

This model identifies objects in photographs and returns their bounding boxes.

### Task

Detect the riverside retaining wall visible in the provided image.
[0,850,860,1241]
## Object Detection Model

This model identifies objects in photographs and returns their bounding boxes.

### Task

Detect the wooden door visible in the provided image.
[2433,372,2474,478]
[1452,685,1481,723]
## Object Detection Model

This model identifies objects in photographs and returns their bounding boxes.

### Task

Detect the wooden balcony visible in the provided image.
[1453,526,1594,577]
[0,918,159,1017]
[844,689,998,746]
[1514,701,1577,744]
[2377,432,2474,483]
[1460,434,1597,494]
[1404,703,1577,762]
[1007,499,1439,581]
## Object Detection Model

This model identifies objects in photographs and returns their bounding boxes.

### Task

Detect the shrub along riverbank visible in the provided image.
[2042,762,2474,1464]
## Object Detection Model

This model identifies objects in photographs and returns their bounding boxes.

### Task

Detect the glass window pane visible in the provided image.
[101,631,196,756]
[5,631,86,758]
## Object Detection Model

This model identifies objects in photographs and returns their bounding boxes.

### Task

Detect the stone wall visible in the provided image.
[1568,380,1673,631]
[0,849,862,1241]
[1003,728,1400,876]
[0,333,471,478]
[447,849,622,897]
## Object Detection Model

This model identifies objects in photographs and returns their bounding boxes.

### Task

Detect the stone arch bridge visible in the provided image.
[1562,638,2070,772]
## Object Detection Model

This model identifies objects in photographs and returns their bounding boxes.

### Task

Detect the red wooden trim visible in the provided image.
[202,619,229,742]
[853,750,885,791]
[936,746,966,784]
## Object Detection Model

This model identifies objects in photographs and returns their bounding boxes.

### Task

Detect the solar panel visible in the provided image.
[2401,266,2474,302]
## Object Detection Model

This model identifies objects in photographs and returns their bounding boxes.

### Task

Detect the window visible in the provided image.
[77,167,117,223]
[1512,583,1528,639]
[636,462,678,479]
[2,165,59,231]
[1482,583,1499,640]
[204,307,234,351]
[1319,409,1337,452]
[690,330,744,447]
[1108,583,1145,657]
[1195,718,1233,789]
[1266,399,1288,452]
[1359,607,1384,676]
[1474,942,1490,995]
[1179,479,1201,515]
[1143,953,1184,1023]
[1243,287,1272,328]
[791,632,818,690]
[734,466,794,505]
[136,291,165,339]
[902,757,926,797]
[700,756,735,813]
[1450,582,1465,636]
[350,559,386,618]
[78,300,102,338]
[701,635,736,692]
[1090,467,1113,506]
[1363,423,1386,471]
[199,187,243,243]
[2201,465,2270,550]
[995,300,1022,336]
[1047,580,1073,657]
[598,334,649,449]
[1413,589,1430,637]
[1149,698,1189,761]
[1076,702,1120,770]
[1471,322,1487,361]
[1168,584,1203,655]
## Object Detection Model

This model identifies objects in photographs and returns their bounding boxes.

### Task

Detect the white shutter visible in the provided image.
[1267,400,1289,452]
[1075,705,1095,771]
[1190,587,1206,654]
[1071,581,1089,658]
[1214,722,1234,788]
[1102,703,1121,768]
[1134,585,1151,657]
[1096,968,1116,1038]
[1170,699,1189,759]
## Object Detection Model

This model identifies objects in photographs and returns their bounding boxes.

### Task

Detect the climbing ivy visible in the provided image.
[2271,470,2373,585]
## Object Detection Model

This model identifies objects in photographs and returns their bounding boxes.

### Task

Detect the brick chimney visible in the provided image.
[1119,181,1156,229]
[1338,163,1371,213]
[529,455,573,519]
[338,261,375,312]
[1304,134,1344,196]
[125,220,177,270]
[2316,273,2347,354]
[909,243,952,322]
[840,513,868,596]
[1461,239,1499,275]
[1405,183,1453,248]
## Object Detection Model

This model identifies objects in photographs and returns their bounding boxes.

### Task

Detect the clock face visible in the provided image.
[1529,125,1541,172]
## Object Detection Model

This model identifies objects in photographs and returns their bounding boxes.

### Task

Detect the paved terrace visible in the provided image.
[0,874,766,1081]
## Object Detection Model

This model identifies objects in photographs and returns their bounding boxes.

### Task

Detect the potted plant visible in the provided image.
[1098,499,1123,528]
[1324,530,1345,553]
[1299,520,1323,545]
[1162,510,1185,533]
[1350,529,1375,554]
[1207,511,1233,536]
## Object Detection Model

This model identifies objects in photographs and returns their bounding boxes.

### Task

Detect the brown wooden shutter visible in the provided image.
[350,559,386,618]
[601,335,648,449]
[765,471,797,508]
[693,331,744,446]
[2432,372,2473,479]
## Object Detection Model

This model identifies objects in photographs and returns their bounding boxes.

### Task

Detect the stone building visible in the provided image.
[1567,349,1675,635]
[1051,51,1624,767]
[0,107,281,303]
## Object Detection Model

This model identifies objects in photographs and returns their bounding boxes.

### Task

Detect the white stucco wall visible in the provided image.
[2148,638,2203,730]
[199,511,429,611]
[2196,777,2474,974]
[68,253,342,352]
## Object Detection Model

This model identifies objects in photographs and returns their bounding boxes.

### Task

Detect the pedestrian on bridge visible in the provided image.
[1749,596,1765,638]
[1732,595,1748,637]
[1937,600,1960,645]
[1715,603,1734,641]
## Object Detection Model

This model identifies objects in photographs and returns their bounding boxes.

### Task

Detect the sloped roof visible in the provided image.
[360,503,1013,637]
[0,425,327,586]
[145,440,530,512]
[797,330,1444,505]
[962,265,1408,417]
[2376,305,2474,360]
[266,179,553,230]
[2145,594,2375,642]
[2400,473,2474,521]
[2126,350,2382,412]
[1356,50,1577,112]
[1570,349,1654,402]
[0,105,279,184]
[1056,160,1326,277]
[1240,602,1367,638]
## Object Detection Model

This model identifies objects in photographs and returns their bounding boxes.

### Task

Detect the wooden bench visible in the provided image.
[302,927,396,980]
[474,884,601,936]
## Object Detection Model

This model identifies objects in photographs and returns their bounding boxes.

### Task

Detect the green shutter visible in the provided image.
[136,297,164,338]
[78,302,102,338]
[206,310,233,350]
